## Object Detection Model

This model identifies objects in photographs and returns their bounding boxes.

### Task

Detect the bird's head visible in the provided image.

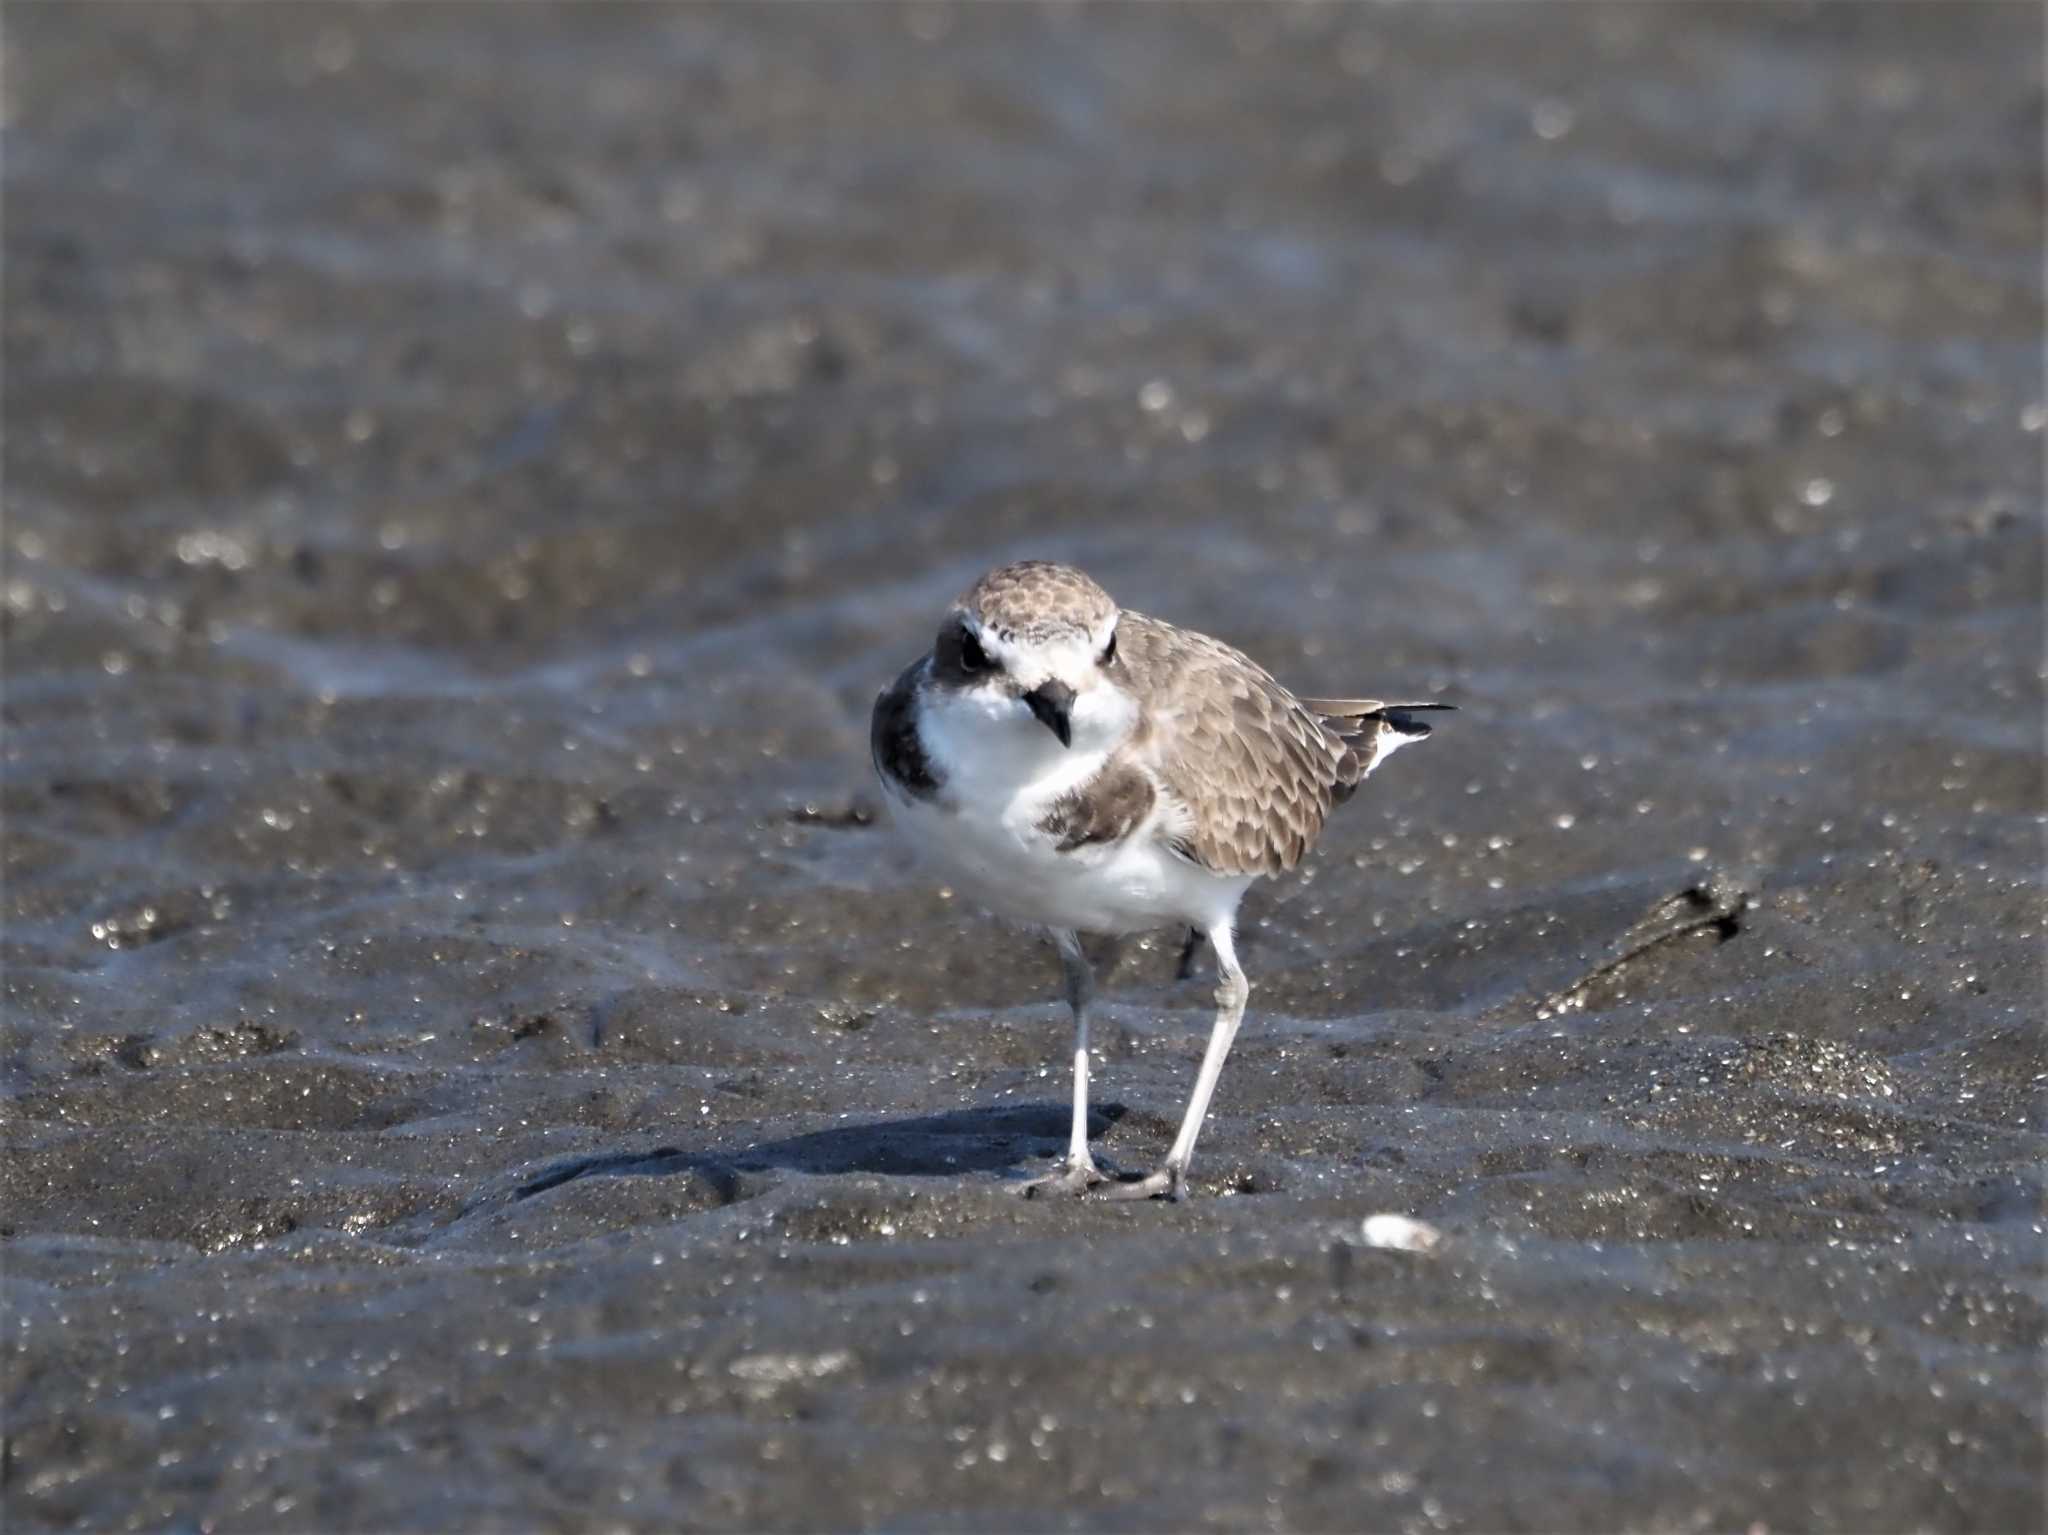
[933,561,1132,751]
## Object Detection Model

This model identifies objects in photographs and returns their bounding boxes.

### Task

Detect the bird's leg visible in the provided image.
[1099,923,1247,1201]
[1018,929,1110,1196]
[1174,925,1203,982]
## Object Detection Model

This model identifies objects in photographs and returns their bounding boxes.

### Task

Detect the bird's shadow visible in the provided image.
[512,1101,1128,1203]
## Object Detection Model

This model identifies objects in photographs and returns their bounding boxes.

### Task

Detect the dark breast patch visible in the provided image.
[1038,759,1156,853]
[871,660,942,801]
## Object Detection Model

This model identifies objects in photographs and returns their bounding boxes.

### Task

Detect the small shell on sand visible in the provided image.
[1360,1214,1444,1254]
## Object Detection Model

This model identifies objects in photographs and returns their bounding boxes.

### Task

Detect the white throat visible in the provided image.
[919,678,1135,816]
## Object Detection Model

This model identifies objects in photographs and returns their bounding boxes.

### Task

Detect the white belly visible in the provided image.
[891,792,1246,934]
[885,693,1252,936]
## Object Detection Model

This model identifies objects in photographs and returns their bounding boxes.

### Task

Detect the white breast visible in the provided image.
[887,687,1253,936]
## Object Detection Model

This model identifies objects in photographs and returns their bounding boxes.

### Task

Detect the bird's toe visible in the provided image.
[1091,1166,1183,1202]
[1016,1158,1110,1198]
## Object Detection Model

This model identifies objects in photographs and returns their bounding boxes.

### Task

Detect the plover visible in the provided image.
[871,561,1450,1200]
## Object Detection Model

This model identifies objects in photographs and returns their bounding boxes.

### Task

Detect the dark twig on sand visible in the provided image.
[1537,877,1754,1018]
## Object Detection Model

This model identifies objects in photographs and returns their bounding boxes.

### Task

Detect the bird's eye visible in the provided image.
[1099,631,1118,665]
[958,629,990,673]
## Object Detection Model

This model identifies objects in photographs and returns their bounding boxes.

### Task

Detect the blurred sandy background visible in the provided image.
[5,5,2042,1530]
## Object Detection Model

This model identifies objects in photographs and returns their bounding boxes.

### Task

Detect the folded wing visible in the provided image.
[1119,614,1349,876]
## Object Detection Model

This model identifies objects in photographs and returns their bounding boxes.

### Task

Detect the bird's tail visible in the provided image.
[1304,700,1455,795]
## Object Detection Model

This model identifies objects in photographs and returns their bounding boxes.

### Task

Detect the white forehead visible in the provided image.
[972,611,1117,682]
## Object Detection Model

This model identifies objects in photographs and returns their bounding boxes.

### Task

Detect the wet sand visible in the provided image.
[4,4,2044,1530]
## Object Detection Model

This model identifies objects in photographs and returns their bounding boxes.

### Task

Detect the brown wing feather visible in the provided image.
[1037,760,1155,853]
[1117,613,1347,876]
[1297,697,1390,716]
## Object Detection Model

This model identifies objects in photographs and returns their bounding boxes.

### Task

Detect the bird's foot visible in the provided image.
[1016,1156,1112,1198]
[1092,1164,1185,1202]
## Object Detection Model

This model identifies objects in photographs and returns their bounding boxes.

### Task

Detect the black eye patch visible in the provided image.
[959,628,991,673]
[1099,630,1118,665]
